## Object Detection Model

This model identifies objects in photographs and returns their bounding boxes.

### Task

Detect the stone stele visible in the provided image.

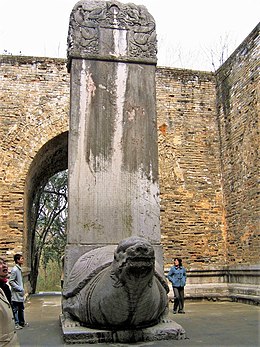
[61,0,186,343]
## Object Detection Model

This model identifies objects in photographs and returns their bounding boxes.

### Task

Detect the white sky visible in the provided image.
[0,0,259,71]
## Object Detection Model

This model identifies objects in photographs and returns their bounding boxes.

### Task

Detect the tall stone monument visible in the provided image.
[62,0,185,343]
[66,0,161,276]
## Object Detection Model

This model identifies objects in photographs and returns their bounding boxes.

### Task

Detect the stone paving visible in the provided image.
[16,294,259,347]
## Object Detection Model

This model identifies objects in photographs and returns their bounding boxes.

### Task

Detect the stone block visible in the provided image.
[60,314,186,344]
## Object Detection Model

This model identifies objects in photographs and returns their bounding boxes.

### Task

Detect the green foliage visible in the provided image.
[31,170,68,292]
[36,260,62,292]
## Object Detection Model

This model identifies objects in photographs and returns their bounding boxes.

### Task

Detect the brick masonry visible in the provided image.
[0,25,259,277]
[0,56,69,262]
[215,24,259,267]
[156,68,225,270]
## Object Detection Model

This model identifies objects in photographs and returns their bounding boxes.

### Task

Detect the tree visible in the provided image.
[30,170,68,293]
[203,33,235,71]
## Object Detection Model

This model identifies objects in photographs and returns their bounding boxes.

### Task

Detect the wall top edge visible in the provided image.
[0,55,67,65]
[216,22,259,76]
[0,55,214,78]
[187,265,260,274]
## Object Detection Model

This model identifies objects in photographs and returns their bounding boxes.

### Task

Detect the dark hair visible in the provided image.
[174,258,182,266]
[14,254,22,264]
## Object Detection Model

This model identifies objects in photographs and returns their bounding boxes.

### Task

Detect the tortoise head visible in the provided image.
[111,236,155,286]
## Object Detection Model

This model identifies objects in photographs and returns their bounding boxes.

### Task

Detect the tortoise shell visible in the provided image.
[63,245,116,298]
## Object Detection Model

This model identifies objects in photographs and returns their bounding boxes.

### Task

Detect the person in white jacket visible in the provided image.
[9,254,27,330]
[0,287,20,346]
[0,257,19,346]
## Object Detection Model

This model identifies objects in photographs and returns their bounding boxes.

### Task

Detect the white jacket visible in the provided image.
[0,288,20,346]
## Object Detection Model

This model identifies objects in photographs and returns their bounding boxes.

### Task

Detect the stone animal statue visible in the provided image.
[62,236,169,329]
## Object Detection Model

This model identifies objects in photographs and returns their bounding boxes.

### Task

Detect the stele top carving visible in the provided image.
[67,0,157,67]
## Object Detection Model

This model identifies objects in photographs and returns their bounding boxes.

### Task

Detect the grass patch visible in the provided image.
[36,260,62,292]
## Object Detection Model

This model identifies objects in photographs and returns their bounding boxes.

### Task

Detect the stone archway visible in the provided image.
[24,131,68,290]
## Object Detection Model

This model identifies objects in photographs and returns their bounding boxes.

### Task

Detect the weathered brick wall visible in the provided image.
[215,24,259,266]
[0,56,69,261]
[156,68,225,270]
[0,22,259,275]
[1,57,225,271]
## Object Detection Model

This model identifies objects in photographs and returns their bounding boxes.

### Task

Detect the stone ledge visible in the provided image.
[228,283,260,295]
[166,267,260,304]
[60,315,186,344]
[228,283,260,305]
[181,283,229,301]
[230,294,260,305]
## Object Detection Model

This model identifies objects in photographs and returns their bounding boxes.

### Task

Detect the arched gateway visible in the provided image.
[0,57,69,290]
[24,132,68,283]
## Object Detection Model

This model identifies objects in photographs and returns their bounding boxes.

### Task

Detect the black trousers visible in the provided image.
[12,301,25,326]
[172,286,185,312]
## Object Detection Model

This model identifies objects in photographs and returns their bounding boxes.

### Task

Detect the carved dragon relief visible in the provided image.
[67,0,157,62]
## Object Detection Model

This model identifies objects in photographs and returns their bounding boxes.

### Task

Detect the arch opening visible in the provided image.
[24,132,68,292]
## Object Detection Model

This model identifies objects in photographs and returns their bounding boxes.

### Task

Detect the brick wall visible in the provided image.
[0,56,69,261]
[215,24,259,266]
[0,23,259,274]
[156,68,225,270]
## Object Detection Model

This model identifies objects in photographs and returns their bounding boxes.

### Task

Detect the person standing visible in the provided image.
[167,258,187,314]
[0,256,20,346]
[0,257,12,305]
[9,254,27,329]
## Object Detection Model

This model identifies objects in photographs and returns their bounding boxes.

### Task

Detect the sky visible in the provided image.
[0,0,259,71]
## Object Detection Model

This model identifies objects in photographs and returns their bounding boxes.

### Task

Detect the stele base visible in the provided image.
[60,314,186,344]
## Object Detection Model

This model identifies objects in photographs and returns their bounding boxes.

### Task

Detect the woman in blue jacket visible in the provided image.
[167,258,186,314]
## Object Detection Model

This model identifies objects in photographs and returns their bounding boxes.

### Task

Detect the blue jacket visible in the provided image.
[167,266,186,287]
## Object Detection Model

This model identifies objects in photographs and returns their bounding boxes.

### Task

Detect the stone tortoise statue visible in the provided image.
[62,236,169,329]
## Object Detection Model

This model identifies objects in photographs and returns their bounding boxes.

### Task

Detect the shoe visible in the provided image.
[173,310,177,314]
[20,322,29,327]
[15,324,23,330]
[178,310,185,314]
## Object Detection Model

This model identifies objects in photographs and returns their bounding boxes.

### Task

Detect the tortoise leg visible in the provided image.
[61,311,82,327]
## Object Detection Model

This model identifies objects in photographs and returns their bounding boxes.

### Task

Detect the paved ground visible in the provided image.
[16,294,259,347]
